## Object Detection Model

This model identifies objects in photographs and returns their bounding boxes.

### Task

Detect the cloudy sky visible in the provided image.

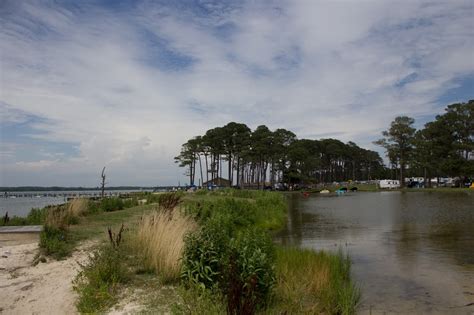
[1,0,473,187]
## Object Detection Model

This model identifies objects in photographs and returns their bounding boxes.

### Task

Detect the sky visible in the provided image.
[1,0,473,187]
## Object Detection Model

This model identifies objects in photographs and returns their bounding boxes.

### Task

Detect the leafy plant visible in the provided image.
[181,215,276,314]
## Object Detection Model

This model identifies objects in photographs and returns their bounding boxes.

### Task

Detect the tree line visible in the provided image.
[175,123,386,188]
[375,100,473,187]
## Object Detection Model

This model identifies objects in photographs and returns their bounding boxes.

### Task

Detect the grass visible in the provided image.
[40,189,360,314]
[135,209,197,282]
[73,243,129,313]
[270,247,360,315]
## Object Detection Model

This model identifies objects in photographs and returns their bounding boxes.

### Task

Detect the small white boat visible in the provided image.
[320,189,330,194]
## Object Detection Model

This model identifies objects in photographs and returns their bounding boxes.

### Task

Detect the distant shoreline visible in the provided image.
[0,186,170,192]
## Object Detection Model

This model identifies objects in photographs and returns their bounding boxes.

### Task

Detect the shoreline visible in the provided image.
[0,236,93,314]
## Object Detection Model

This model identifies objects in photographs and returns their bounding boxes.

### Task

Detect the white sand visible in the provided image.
[0,239,91,314]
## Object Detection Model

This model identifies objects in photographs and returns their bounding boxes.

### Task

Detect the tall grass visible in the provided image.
[39,198,89,259]
[135,209,196,282]
[272,247,360,314]
[66,198,89,218]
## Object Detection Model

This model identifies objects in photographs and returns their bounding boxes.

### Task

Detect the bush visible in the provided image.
[74,244,128,313]
[39,225,70,259]
[181,215,276,313]
[26,207,49,224]
[181,215,233,290]
[38,200,88,258]
[100,197,124,212]
[224,229,275,314]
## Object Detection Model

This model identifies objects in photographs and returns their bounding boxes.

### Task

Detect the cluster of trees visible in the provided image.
[175,123,386,188]
[375,100,473,187]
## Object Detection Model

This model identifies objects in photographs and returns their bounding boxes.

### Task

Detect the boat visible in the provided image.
[320,189,330,194]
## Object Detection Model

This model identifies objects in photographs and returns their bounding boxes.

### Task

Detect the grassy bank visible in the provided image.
[26,189,359,314]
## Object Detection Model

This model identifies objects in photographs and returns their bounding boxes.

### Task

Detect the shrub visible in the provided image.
[74,244,128,313]
[136,210,196,282]
[100,197,124,212]
[181,215,233,290]
[26,207,49,224]
[38,200,87,258]
[224,229,275,314]
[39,225,70,259]
[181,216,276,314]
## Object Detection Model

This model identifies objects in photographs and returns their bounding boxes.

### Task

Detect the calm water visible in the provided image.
[276,191,474,314]
[0,190,152,217]
[0,196,66,217]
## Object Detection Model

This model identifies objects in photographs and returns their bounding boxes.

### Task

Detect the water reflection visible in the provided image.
[276,191,474,314]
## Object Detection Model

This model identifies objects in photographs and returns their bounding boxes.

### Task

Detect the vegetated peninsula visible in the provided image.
[1,190,359,314]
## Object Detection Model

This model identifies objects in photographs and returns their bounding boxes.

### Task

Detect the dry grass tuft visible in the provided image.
[136,208,196,282]
[44,206,70,229]
[66,198,89,217]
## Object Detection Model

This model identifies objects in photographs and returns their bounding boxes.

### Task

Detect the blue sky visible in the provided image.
[1,0,473,186]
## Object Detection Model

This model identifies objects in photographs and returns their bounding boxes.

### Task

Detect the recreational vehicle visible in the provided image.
[378,179,400,189]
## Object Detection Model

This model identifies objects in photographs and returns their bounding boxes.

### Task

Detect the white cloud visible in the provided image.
[0,0,473,186]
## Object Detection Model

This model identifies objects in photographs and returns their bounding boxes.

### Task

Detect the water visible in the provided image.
[0,196,66,217]
[276,191,474,314]
[0,190,152,217]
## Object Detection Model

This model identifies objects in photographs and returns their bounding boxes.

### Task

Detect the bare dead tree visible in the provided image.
[100,167,106,198]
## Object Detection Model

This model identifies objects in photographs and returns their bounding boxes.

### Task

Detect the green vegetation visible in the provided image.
[176,123,386,189]
[176,101,472,189]
[73,242,129,313]
[271,247,360,314]
[375,100,473,186]
[87,196,139,213]
[40,189,360,314]
[178,190,358,314]
[1,206,50,226]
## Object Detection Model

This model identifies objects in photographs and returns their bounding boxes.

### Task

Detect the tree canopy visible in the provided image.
[176,122,385,188]
[375,100,473,185]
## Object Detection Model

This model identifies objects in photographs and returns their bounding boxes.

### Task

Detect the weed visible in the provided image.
[74,242,128,313]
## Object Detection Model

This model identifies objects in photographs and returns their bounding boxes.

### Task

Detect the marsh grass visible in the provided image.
[135,208,196,282]
[270,247,360,314]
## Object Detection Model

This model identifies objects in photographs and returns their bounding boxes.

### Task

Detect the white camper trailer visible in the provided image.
[378,179,400,189]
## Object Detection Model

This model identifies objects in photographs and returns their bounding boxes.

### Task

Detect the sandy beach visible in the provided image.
[0,235,90,315]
